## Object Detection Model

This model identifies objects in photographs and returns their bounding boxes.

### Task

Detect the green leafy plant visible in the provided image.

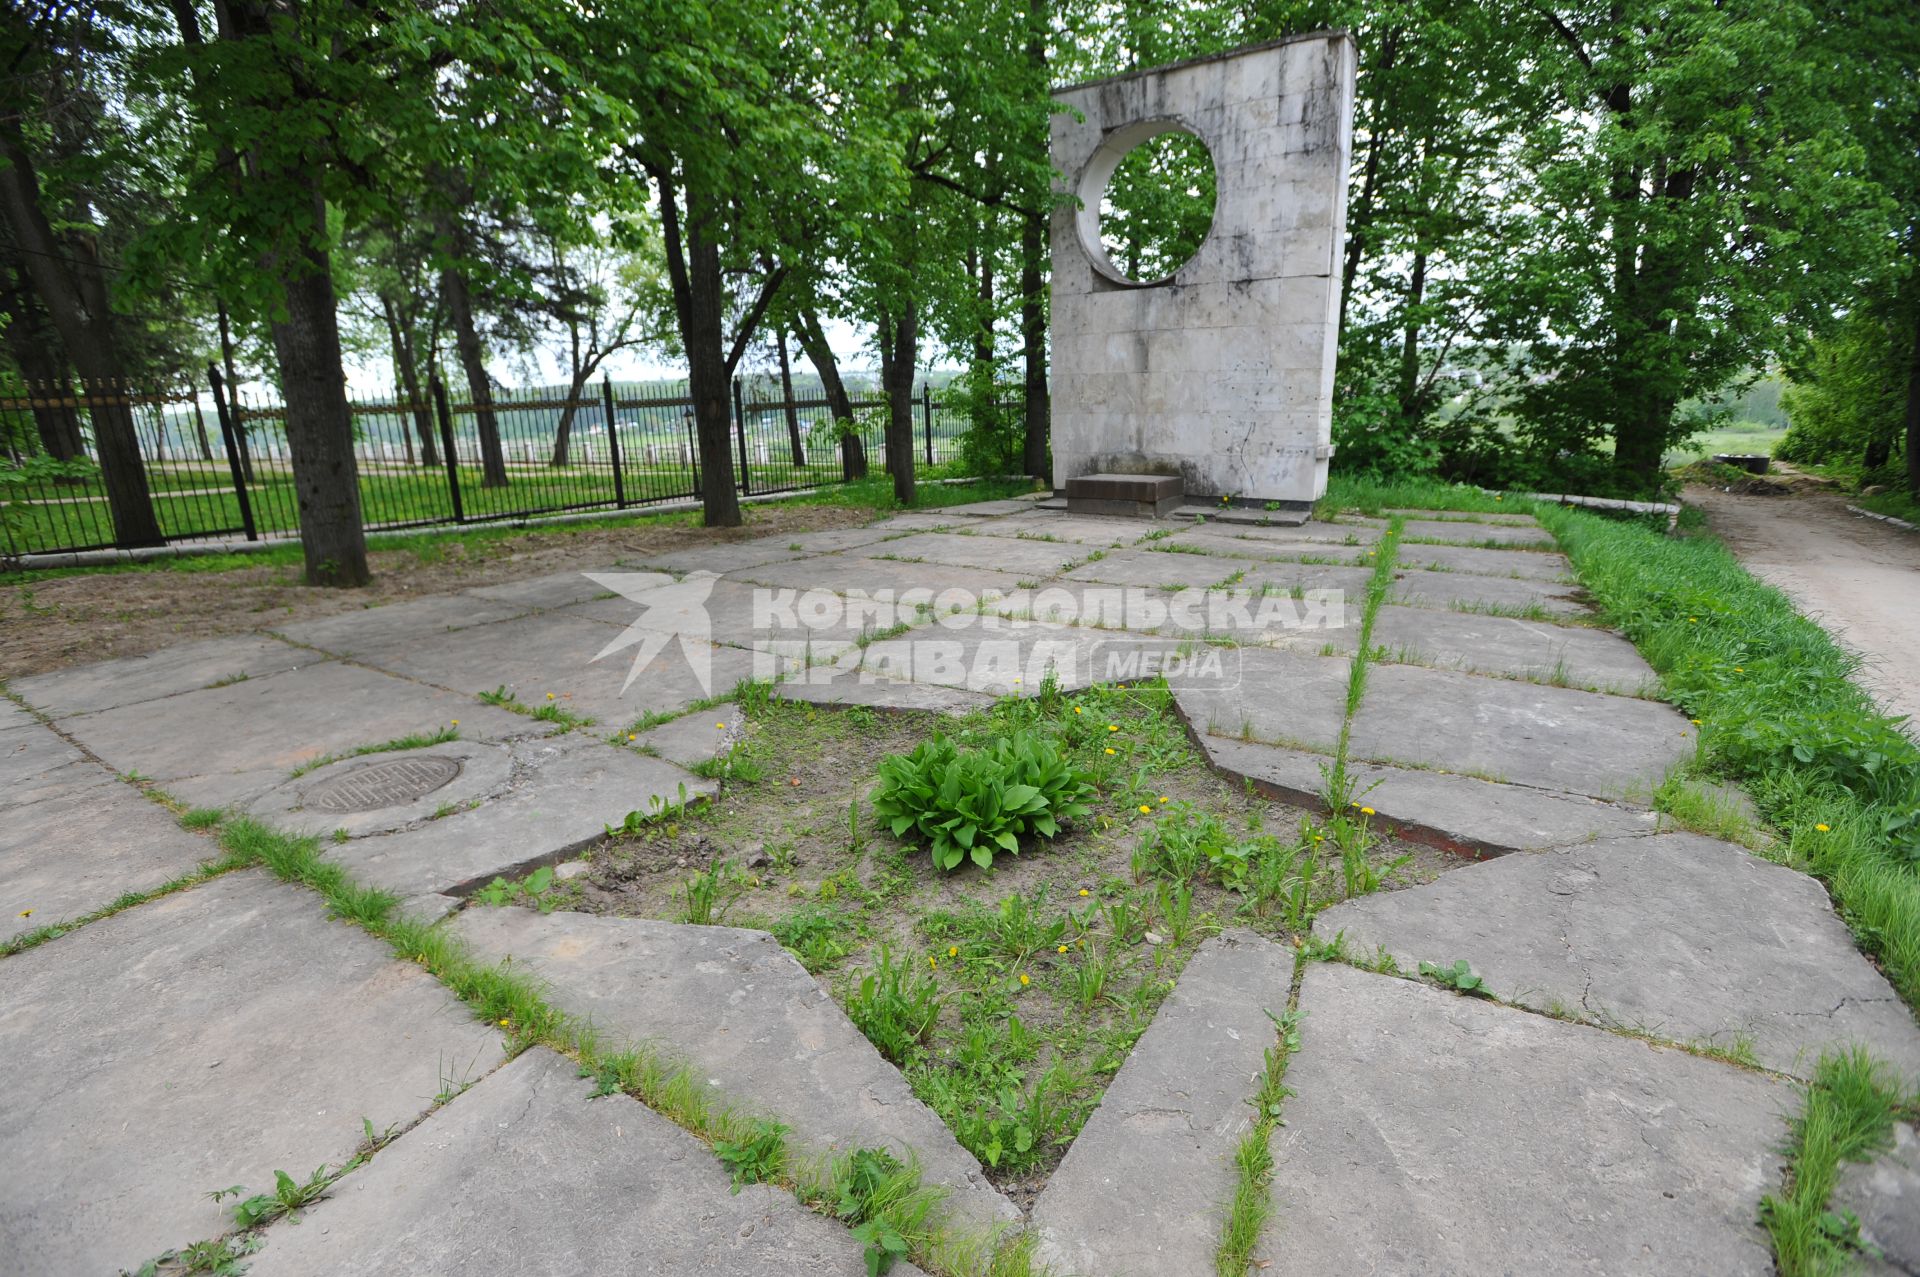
[472,864,560,911]
[844,945,943,1064]
[1419,958,1488,996]
[712,1117,788,1192]
[871,729,1093,871]
[678,860,749,926]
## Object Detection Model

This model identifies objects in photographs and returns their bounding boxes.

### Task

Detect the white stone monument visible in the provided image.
[1049,33,1356,515]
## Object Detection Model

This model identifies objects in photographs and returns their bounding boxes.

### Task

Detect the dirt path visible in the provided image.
[1687,481,1920,728]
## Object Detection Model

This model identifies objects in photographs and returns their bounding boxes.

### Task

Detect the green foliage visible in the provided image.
[1418,958,1488,996]
[1777,299,1914,479]
[871,729,1093,871]
[844,945,944,1065]
[712,1118,788,1193]
[472,864,560,912]
[1099,131,1217,282]
[678,860,749,926]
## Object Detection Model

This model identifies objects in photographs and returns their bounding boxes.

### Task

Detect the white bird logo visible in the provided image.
[583,571,720,695]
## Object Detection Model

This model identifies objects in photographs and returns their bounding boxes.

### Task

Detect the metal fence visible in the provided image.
[0,373,991,558]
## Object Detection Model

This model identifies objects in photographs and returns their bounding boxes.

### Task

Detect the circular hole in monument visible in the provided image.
[1097,131,1217,284]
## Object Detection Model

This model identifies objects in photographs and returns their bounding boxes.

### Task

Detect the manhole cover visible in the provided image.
[304,755,463,813]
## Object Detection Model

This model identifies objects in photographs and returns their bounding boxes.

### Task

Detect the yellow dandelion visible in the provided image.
[1072,706,1083,714]
[1689,718,1702,726]
[1057,944,1068,954]
[948,945,958,958]
[16,908,31,918]
[1078,888,1090,897]
[1687,617,1698,623]
[498,1018,509,1027]
[1159,796,1169,804]
[929,956,938,970]
[1104,747,1116,755]
[546,692,555,700]
[450,719,459,727]
[1815,823,1831,832]
[715,722,725,729]
[1018,973,1030,987]
[1735,666,1745,673]
[1138,804,1152,814]
[627,733,637,742]
[1013,678,1021,685]
[1349,800,1360,808]
[1361,806,1375,816]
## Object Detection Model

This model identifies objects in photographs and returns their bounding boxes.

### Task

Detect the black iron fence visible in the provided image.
[0,373,990,558]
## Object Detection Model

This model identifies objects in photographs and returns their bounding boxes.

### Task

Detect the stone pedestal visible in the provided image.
[1049,34,1356,512]
[1065,472,1184,517]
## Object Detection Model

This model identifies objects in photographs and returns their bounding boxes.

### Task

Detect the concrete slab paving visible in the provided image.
[10,634,315,719]
[342,608,763,730]
[247,738,516,838]
[630,707,743,767]
[1032,931,1295,1277]
[451,908,1018,1232]
[1389,564,1590,616]
[1197,518,1385,546]
[777,524,904,555]
[2,768,219,941]
[1397,517,1559,547]
[244,1046,913,1277]
[468,567,666,610]
[321,735,713,898]
[0,697,32,731]
[274,592,534,655]
[0,869,504,1277]
[1312,831,1920,1078]
[0,719,94,808]
[1835,1121,1920,1276]
[1346,661,1696,798]
[1382,507,1541,527]
[976,513,1155,544]
[1159,526,1371,565]
[731,552,1030,602]
[1391,541,1574,581]
[1196,734,1660,856]
[1063,547,1258,590]
[940,496,1048,516]
[774,672,999,716]
[626,539,810,575]
[869,530,1088,576]
[55,660,526,796]
[1270,962,1788,1275]
[1172,646,1354,753]
[1367,603,1659,694]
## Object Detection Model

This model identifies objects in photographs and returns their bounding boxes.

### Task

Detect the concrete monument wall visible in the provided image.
[1049,33,1356,509]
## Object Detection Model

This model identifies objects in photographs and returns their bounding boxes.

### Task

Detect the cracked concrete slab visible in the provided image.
[0,719,93,808]
[10,634,315,719]
[1366,603,1659,694]
[1196,734,1659,855]
[451,908,1017,1232]
[467,568,666,610]
[2,764,219,942]
[869,530,1089,576]
[1388,565,1590,615]
[274,592,534,655]
[629,707,742,767]
[1346,661,1695,798]
[1270,962,1788,1275]
[1032,931,1294,1277]
[1391,541,1573,581]
[625,539,811,574]
[319,734,712,898]
[773,672,999,716]
[1382,507,1541,527]
[0,870,504,1277]
[1063,547,1253,590]
[243,1046,921,1277]
[1313,831,1920,1077]
[1835,1121,1920,1276]
[1156,526,1372,565]
[52,660,527,803]
[1396,518,1558,547]
[1172,647,1353,754]
[731,552,1032,602]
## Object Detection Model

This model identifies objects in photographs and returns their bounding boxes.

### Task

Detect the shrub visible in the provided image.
[871,729,1093,871]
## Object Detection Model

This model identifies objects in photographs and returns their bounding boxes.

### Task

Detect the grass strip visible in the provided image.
[1214,963,1305,1275]
[1323,515,1403,808]
[288,725,462,778]
[1761,1047,1916,1276]
[1,825,252,958]
[176,812,1043,1277]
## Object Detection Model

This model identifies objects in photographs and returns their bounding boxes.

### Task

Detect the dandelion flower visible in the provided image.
[1057,944,1068,954]
[1019,973,1030,987]
[546,692,555,700]
[1687,617,1698,623]
[1689,718,1702,726]
[1078,889,1090,897]
[450,719,459,727]
[1815,823,1831,832]
[498,1018,509,1027]
[1361,806,1375,816]
[1104,747,1116,755]
[627,734,637,742]
[929,956,937,970]
[947,946,958,958]
[1072,706,1083,714]
[1159,796,1169,804]
[1735,667,1745,673]
[1107,724,1119,732]
[715,722,725,729]
[16,908,30,918]
[1139,804,1152,814]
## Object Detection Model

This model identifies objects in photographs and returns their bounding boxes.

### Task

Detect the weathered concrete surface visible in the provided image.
[1173,646,1354,753]
[2,763,218,941]
[0,718,95,808]
[247,739,515,838]
[1397,518,1557,547]
[53,661,526,806]
[1388,564,1589,616]
[1313,832,1920,1078]
[1346,661,1695,798]
[1198,734,1659,856]
[1157,527,1370,565]
[870,530,1088,577]
[10,634,314,719]
[774,672,999,716]
[943,496,1048,516]
[773,524,902,555]
[274,592,533,655]
[1050,35,1356,505]
[569,575,888,650]
[341,609,761,730]
[451,908,1018,1232]
[1366,603,1659,693]
[468,567,665,610]
[1270,963,1788,1275]
[1032,931,1295,1277]
[631,707,743,767]
[323,735,713,898]
[1383,507,1541,527]
[1391,541,1573,581]
[852,621,1110,697]
[1064,547,1256,590]
[245,1047,913,1277]
[628,540,810,575]
[0,870,504,1277]
[1174,519,1384,548]
[0,698,31,731]
[979,513,1159,545]
[1835,1121,1920,1276]
[733,552,1030,601]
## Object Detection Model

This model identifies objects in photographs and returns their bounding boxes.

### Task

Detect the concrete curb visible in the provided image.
[1847,504,1917,533]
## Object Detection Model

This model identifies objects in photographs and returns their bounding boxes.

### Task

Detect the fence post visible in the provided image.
[430,373,465,523]
[205,364,258,542]
[684,407,702,498]
[601,377,627,509]
[732,376,750,496]
[923,384,933,466]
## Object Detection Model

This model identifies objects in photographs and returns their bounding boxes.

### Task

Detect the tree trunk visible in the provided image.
[652,167,741,527]
[796,309,864,479]
[776,330,806,466]
[1904,304,1920,498]
[381,295,437,465]
[1020,210,1049,482]
[440,255,508,487]
[1397,245,1427,427]
[879,301,918,506]
[0,279,84,459]
[0,123,162,544]
[551,370,592,468]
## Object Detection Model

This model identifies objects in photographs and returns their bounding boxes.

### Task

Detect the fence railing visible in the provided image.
[0,372,993,558]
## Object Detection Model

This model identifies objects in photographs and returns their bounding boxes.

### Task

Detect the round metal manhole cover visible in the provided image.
[304,755,463,814]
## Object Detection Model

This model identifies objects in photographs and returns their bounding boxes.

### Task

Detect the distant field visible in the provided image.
[1664,421,1786,467]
